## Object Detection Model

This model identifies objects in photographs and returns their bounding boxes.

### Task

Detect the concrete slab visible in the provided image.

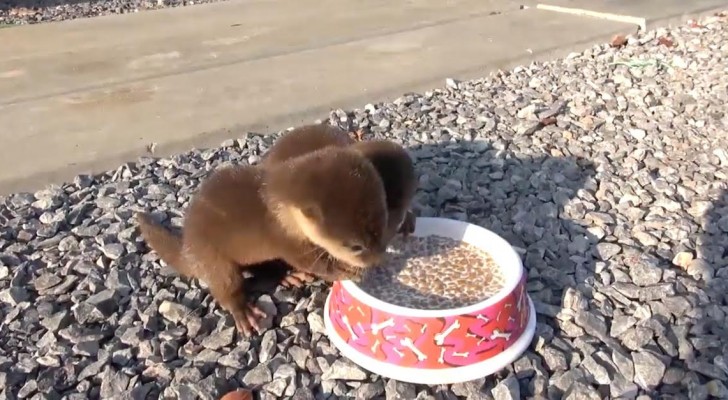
[1,0,521,104]
[533,0,728,30]
[0,0,689,195]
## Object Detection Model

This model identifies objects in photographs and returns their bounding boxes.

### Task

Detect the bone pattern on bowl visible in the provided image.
[327,275,530,369]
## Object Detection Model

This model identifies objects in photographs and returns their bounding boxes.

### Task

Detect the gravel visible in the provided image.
[1,12,728,400]
[0,0,223,26]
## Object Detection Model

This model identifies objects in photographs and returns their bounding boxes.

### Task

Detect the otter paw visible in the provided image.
[399,211,416,236]
[280,271,316,288]
[232,304,267,336]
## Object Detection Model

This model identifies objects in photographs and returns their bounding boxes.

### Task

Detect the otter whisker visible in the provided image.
[308,248,327,271]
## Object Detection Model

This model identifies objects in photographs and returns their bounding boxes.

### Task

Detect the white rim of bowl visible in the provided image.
[341,217,524,318]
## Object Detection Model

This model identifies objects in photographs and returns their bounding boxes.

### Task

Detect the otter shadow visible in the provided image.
[250,138,599,316]
[683,188,728,395]
[406,139,599,308]
[391,138,599,397]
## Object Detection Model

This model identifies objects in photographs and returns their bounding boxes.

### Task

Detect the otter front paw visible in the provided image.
[231,303,267,337]
[280,270,316,288]
[398,211,416,236]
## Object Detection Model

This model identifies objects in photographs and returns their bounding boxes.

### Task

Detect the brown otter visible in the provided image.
[136,146,389,336]
[263,123,417,243]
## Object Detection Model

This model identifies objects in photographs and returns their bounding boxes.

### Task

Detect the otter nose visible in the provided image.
[367,251,384,266]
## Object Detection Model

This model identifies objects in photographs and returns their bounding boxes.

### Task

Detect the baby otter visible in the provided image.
[137,146,388,336]
[263,124,417,243]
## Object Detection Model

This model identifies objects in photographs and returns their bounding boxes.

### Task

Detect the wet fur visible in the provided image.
[136,146,388,335]
[262,123,417,242]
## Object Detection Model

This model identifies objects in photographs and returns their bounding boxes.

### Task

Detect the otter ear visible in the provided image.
[300,204,323,222]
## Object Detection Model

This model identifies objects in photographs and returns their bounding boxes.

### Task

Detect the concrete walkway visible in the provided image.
[0,0,725,195]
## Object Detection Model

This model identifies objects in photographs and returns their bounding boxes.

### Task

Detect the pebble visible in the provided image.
[242,364,272,386]
[321,359,367,381]
[201,328,234,350]
[632,351,667,390]
[385,380,417,400]
[491,374,520,400]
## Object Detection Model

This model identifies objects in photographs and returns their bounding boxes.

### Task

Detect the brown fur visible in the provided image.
[263,123,417,242]
[136,146,388,336]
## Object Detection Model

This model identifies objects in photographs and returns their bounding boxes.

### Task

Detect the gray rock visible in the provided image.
[611,348,635,381]
[563,381,601,400]
[355,382,385,400]
[201,328,234,351]
[0,287,29,305]
[491,374,520,400]
[574,309,608,339]
[258,329,277,363]
[158,301,192,324]
[610,315,637,337]
[306,312,326,335]
[542,346,569,371]
[101,243,126,260]
[385,380,416,400]
[610,375,639,399]
[632,351,666,390]
[706,380,728,398]
[321,359,367,381]
[242,364,272,386]
[263,378,288,397]
[99,367,130,398]
[581,355,611,385]
[291,387,315,400]
[628,256,663,286]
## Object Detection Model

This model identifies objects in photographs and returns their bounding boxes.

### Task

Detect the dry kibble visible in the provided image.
[359,235,505,310]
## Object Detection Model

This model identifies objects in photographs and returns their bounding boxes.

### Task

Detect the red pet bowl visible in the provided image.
[324,217,535,384]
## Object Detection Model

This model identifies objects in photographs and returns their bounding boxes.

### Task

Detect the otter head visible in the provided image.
[266,147,388,270]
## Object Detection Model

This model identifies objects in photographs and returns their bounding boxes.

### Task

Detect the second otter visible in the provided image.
[263,124,418,243]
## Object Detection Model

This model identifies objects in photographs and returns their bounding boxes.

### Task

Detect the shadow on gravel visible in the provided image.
[686,188,728,397]
[245,135,600,398]
[396,139,601,397]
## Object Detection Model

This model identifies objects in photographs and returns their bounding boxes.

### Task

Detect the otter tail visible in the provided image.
[135,212,193,278]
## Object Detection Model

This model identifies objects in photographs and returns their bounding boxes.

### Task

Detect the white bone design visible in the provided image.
[385,335,396,340]
[420,324,427,334]
[356,322,364,332]
[517,289,524,312]
[371,318,395,335]
[434,320,460,345]
[392,347,405,358]
[342,315,358,341]
[476,314,490,323]
[438,348,446,364]
[371,339,380,353]
[356,306,365,317]
[477,336,487,346]
[508,317,516,322]
[466,333,477,338]
[404,324,412,333]
[400,338,427,361]
[490,329,512,340]
[496,311,502,322]
[452,351,469,358]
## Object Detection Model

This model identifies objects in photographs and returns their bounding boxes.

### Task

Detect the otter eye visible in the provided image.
[347,243,365,253]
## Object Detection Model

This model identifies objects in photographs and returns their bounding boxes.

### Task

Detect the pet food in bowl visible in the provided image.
[324,217,536,385]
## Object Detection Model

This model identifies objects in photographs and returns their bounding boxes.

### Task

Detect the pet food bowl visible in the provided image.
[324,217,535,385]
